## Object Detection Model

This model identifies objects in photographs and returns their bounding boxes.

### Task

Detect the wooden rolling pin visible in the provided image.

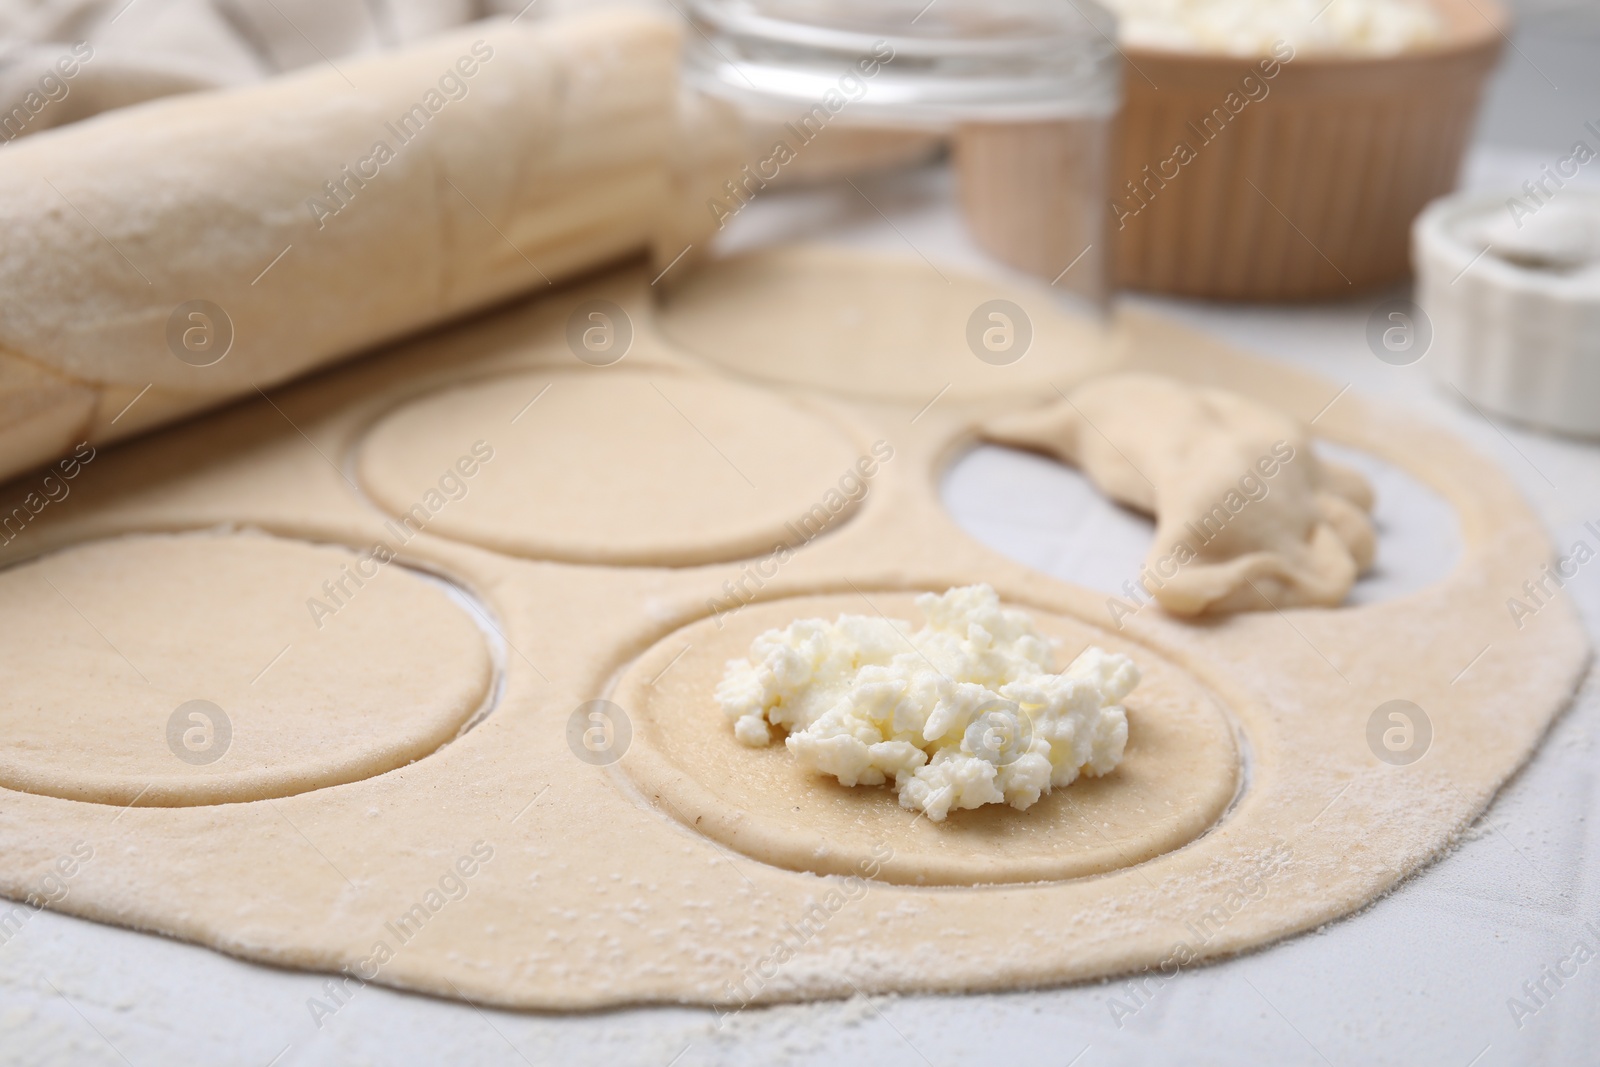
[0,11,735,484]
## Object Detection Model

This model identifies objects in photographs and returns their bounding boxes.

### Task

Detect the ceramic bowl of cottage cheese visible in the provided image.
[1107,0,1508,301]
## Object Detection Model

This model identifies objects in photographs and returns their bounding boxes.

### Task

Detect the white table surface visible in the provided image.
[4,140,1600,1066]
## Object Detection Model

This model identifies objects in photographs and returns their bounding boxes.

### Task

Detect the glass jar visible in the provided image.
[682,0,1122,305]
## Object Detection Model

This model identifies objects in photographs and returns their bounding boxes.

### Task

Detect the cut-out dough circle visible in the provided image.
[0,532,493,806]
[654,245,1116,402]
[614,592,1242,886]
[355,369,867,566]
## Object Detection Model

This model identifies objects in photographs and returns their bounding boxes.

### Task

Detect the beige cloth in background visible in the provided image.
[0,0,640,141]
[1,0,943,178]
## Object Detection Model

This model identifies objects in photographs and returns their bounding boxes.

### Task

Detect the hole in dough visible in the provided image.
[0,530,496,807]
[403,564,509,734]
[354,369,869,567]
[942,442,1460,607]
[614,592,1241,886]
[981,374,1382,615]
[943,443,1155,598]
[654,244,1114,403]
[1313,441,1462,606]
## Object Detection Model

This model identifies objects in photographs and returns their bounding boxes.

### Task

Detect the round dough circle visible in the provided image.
[615,592,1242,886]
[654,245,1117,403]
[0,532,493,806]
[355,369,867,567]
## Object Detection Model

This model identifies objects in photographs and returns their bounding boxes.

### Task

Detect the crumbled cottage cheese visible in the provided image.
[716,585,1139,821]
[1098,0,1442,55]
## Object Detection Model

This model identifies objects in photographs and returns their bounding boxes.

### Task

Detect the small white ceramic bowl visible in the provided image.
[1414,189,1600,437]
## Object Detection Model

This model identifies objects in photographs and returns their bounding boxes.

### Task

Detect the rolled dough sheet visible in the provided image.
[0,251,1585,1010]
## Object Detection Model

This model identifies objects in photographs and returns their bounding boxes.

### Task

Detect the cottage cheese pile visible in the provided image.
[1100,0,1443,55]
[716,585,1138,821]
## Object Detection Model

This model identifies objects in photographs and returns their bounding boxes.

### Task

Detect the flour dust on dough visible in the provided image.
[0,531,493,807]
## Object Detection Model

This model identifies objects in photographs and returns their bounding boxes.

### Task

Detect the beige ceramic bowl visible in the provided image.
[1110,0,1506,300]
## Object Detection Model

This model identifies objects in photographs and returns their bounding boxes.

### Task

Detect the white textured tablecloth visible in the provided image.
[0,0,615,142]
